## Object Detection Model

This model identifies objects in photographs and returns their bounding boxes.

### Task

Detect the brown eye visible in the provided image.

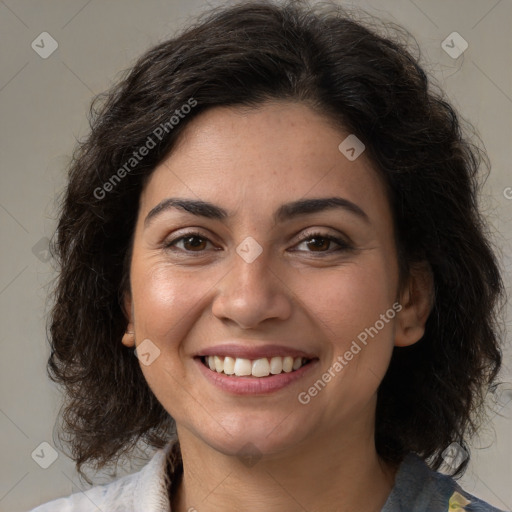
[305,236,331,251]
[181,235,207,251]
[294,231,351,254]
[164,232,214,253]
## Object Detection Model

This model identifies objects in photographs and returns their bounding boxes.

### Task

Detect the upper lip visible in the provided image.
[195,343,318,360]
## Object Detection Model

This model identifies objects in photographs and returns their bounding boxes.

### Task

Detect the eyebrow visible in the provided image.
[144,196,370,228]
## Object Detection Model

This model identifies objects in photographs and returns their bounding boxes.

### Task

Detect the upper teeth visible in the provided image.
[206,356,306,377]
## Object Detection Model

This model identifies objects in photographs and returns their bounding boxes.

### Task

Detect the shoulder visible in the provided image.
[28,442,175,512]
[27,469,139,511]
[383,453,510,512]
[28,471,136,512]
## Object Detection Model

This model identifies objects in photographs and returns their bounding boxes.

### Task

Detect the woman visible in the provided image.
[30,0,509,511]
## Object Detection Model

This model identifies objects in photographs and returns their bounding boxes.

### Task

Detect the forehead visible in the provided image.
[139,101,391,227]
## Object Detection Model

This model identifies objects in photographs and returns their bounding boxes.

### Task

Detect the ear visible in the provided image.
[121,290,135,348]
[394,261,434,347]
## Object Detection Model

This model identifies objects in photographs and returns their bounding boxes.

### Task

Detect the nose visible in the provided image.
[211,246,293,329]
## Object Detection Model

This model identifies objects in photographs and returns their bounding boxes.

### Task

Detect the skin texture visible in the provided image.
[122,101,433,512]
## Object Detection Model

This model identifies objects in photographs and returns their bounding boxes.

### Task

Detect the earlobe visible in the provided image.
[122,328,135,347]
[394,261,434,347]
[121,292,135,347]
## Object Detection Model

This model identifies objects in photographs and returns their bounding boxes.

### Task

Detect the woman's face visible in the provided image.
[124,101,406,457]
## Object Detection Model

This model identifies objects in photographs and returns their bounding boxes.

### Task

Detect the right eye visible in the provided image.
[164,231,217,253]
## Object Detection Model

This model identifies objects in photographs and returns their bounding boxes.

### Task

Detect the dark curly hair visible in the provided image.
[46,0,506,484]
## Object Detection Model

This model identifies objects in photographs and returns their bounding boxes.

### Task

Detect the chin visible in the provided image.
[192,410,314,460]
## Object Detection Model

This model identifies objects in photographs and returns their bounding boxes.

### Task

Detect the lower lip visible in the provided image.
[194,357,319,395]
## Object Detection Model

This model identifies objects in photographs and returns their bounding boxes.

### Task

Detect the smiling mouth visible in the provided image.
[198,355,314,378]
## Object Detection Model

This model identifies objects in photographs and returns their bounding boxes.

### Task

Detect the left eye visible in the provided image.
[293,232,350,253]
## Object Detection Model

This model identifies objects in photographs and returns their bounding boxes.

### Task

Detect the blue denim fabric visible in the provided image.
[381,453,510,512]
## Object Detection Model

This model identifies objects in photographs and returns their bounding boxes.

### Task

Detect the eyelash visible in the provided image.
[163,230,352,256]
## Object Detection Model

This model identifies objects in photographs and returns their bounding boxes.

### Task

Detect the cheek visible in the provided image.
[132,262,211,342]
[296,259,397,415]
[130,262,212,417]
[304,254,397,343]
[304,254,397,393]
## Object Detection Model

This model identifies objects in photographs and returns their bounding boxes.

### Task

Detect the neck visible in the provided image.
[170,412,397,512]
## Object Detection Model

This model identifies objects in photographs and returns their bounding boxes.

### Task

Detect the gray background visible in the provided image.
[0,0,511,511]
